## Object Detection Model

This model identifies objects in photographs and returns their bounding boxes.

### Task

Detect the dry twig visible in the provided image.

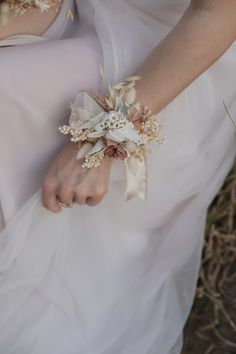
[183,161,236,354]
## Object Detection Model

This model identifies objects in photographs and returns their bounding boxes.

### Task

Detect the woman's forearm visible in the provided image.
[135,0,236,114]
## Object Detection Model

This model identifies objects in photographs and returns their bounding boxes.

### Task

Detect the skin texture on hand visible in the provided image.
[42,142,112,212]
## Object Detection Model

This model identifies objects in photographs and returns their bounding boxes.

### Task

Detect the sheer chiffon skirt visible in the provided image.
[0,1,235,353]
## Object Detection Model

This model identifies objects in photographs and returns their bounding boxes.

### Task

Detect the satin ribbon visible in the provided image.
[124,155,147,201]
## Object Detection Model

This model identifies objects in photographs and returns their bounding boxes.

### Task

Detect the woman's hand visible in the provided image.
[42,142,112,213]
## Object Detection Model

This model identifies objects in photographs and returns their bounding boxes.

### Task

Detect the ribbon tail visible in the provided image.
[124,156,147,201]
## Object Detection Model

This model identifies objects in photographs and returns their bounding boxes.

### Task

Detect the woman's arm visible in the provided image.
[42,0,236,212]
[135,0,236,113]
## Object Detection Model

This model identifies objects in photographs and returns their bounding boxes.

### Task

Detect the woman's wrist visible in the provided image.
[130,1,236,116]
[134,78,159,115]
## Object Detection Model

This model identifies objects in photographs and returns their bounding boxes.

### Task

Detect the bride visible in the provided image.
[0,0,235,353]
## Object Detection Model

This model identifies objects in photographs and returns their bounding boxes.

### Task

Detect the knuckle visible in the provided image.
[94,186,107,198]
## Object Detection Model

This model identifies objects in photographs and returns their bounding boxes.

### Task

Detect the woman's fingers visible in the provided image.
[57,185,75,205]
[42,178,61,213]
[42,175,109,211]
[41,143,112,211]
[86,196,103,206]
[85,185,108,206]
[74,184,108,206]
[74,191,87,205]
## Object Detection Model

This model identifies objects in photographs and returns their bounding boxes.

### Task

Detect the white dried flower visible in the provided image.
[35,0,51,11]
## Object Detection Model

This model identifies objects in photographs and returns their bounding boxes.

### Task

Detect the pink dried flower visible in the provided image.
[129,107,143,131]
[105,145,128,159]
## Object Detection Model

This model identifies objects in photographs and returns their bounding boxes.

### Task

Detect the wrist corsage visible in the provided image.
[59,76,165,201]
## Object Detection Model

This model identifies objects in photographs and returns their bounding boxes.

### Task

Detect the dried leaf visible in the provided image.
[112,82,125,90]
[99,64,105,80]
[87,131,104,139]
[76,142,93,160]
[105,97,114,110]
[85,139,106,157]
[125,141,137,153]
[125,87,137,105]
[126,75,142,82]
[66,9,74,21]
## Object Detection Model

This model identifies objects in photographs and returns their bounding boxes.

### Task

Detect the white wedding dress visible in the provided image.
[0,1,235,353]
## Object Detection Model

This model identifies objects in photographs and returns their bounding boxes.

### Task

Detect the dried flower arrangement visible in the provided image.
[59,76,165,200]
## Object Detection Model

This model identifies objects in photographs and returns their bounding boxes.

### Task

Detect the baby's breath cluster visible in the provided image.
[140,118,163,144]
[82,152,105,168]
[58,125,92,143]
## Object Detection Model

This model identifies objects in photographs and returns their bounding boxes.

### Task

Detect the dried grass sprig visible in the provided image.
[183,161,236,354]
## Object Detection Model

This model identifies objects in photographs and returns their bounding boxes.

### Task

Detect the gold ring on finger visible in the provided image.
[56,196,75,208]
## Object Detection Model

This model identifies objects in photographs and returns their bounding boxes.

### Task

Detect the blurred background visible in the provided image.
[182,161,236,354]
